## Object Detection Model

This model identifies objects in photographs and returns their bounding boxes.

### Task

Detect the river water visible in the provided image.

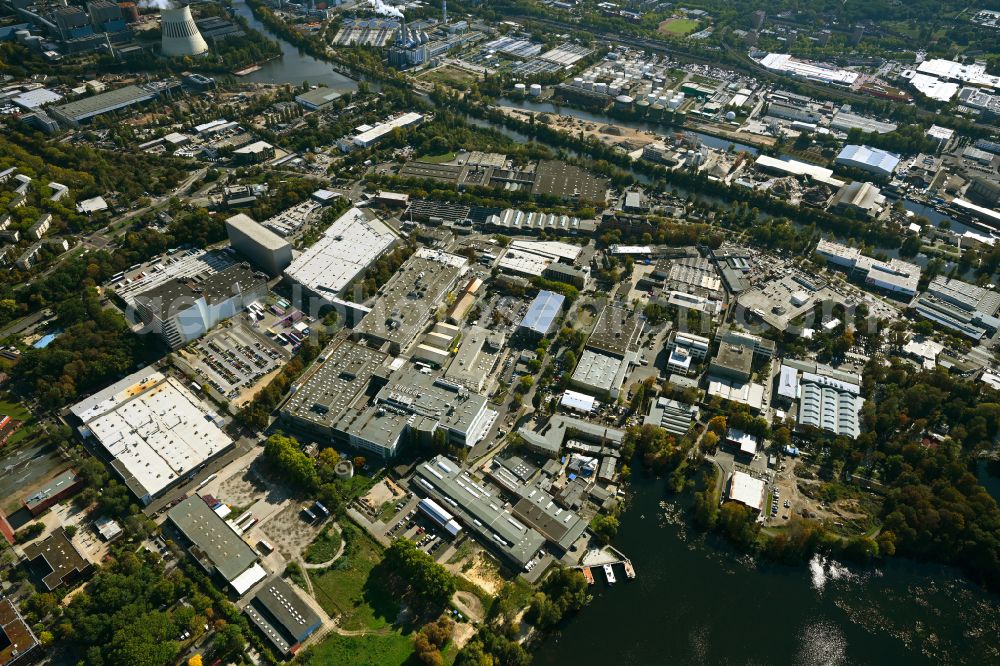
[493,98,990,238]
[221,18,1000,664]
[230,0,357,90]
[532,468,1000,666]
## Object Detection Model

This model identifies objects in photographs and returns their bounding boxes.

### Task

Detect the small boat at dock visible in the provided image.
[603,563,616,584]
[623,560,636,579]
[582,567,595,585]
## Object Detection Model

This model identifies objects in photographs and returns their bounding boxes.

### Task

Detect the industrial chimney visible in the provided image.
[160,5,208,57]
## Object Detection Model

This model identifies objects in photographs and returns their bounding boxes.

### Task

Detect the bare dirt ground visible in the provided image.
[360,479,402,512]
[214,461,278,507]
[499,107,660,150]
[452,550,504,596]
[766,458,874,529]
[258,502,327,561]
[452,622,477,649]
[452,591,485,623]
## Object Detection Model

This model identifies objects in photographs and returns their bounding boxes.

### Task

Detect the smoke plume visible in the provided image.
[141,0,177,10]
[368,0,403,18]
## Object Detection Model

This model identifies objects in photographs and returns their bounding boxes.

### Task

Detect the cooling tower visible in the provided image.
[161,5,208,57]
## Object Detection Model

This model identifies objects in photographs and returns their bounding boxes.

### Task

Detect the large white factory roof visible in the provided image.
[835,145,901,176]
[757,53,859,86]
[352,112,423,147]
[72,369,233,501]
[510,239,582,263]
[283,207,397,298]
[904,72,959,102]
[755,155,844,187]
[13,88,63,110]
[916,58,1000,91]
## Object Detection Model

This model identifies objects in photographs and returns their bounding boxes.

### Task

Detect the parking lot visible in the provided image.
[375,493,456,563]
[175,320,290,407]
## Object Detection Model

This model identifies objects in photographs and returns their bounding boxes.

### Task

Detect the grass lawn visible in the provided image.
[377,500,398,522]
[658,17,699,36]
[310,525,400,631]
[0,400,32,421]
[417,152,457,164]
[421,65,478,89]
[300,631,414,666]
[5,423,39,447]
[689,73,720,86]
[304,526,342,564]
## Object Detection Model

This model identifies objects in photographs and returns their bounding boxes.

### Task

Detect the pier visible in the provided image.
[575,545,637,583]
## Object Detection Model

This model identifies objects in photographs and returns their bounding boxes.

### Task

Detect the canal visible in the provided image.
[532,467,1000,665]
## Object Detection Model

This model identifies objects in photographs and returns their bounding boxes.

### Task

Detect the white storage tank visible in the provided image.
[529,83,542,96]
[514,82,526,95]
[594,82,607,95]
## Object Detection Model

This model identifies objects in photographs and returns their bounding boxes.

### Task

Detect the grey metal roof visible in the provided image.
[414,456,544,567]
[246,576,321,651]
[50,84,155,122]
[167,496,258,581]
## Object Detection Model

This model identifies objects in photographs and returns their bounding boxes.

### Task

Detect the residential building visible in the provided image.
[26,213,51,240]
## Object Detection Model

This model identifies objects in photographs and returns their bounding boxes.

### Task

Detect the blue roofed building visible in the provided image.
[835,145,901,178]
[518,290,565,338]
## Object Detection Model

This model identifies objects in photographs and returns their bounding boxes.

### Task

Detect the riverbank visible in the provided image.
[532,467,1000,665]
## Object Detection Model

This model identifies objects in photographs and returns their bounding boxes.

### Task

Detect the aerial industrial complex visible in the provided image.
[4,0,1000,662]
